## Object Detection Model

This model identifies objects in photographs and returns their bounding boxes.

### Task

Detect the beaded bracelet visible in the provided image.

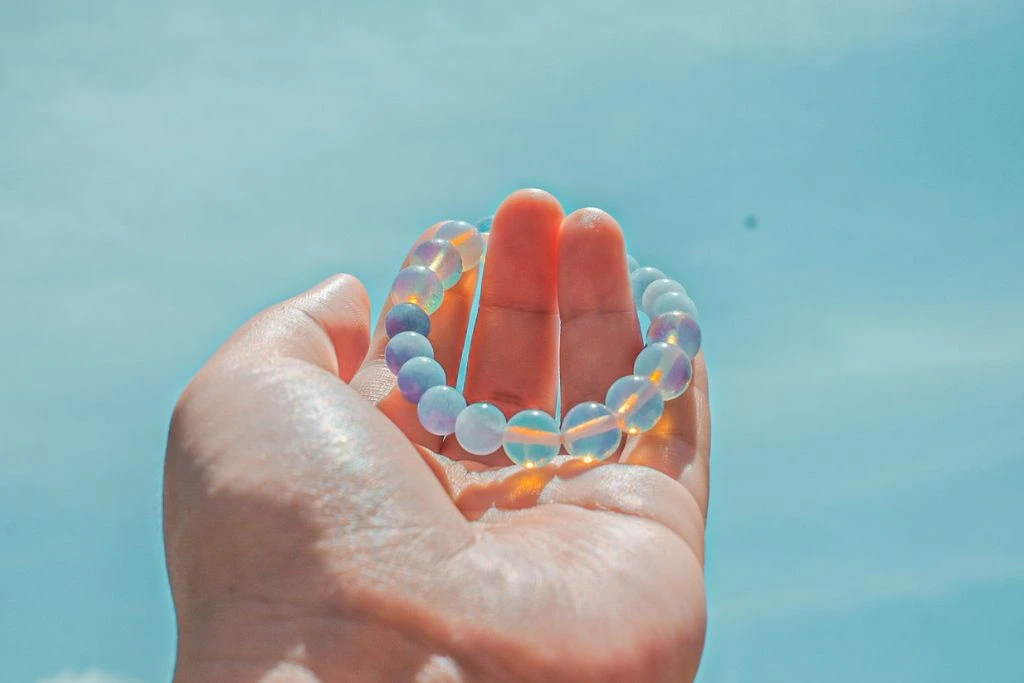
[384,219,702,467]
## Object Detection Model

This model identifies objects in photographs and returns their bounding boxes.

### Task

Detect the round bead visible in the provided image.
[384,331,434,374]
[390,265,444,314]
[651,290,699,320]
[410,238,463,289]
[476,215,494,233]
[626,254,640,274]
[647,311,702,359]
[561,402,621,462]
[455,403,507,455]
[417,385,467,436]
[436,220,484,271]
[503,410,560,467]
[641,278,687,318]
[630,267,666,307]
[633,342,693,400]
[605,375,665,435]
[396,356,446,403]
[385,302,431,339]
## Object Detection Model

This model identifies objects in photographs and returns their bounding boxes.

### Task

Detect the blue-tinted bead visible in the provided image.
[410,238,463,289]
[436,220,484,270]
[633,342,693,400]
[630,266,665,307]
[626,254,640,274]
[647,311,701,359]
[605,375,665,435]
[385,302,431,339]
[651,290,699,320]
[391,265,444,314]
[417,385,466,436]
[476,215,494,233]
[561,402,621,462]
[641,278,687,318]
[503,410,560,467]
[455,403,507,455]
[384,331,434,374]
[396,356,446,403]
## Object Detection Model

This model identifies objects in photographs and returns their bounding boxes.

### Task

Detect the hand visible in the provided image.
[165,189,711,682]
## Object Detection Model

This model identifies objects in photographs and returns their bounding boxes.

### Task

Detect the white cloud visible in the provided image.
[35,669,145,683]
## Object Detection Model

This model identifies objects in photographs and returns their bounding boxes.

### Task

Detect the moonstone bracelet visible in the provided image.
[384,219,702,467]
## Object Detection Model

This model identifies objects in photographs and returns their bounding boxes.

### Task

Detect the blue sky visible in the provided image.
[2,1,1022,681]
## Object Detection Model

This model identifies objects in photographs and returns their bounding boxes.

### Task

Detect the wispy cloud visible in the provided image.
[36,669,145,683]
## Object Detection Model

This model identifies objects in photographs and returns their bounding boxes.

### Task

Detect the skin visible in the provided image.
[165,189,712,682]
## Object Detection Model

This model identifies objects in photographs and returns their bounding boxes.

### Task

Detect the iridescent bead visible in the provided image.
[417,385,466,436]
[633,342,693,400]
[455,402,507,455]
[384,331,434,374]
[436,220,484,271]
[561,402,621,462]
[410,238,463,289]
[503,410,560,467]
[651,290,699,321]
[396,356,446,403]
[626,254,640,274]
[641,278,687,318]
[476,215,494,233]
[385,302,431,339]
[605,375,665,435]
[630,266,665,307]
[390,265,444,314]
[646,311,702,359]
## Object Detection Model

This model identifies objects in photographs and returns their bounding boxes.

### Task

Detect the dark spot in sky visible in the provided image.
[744,215,758,230]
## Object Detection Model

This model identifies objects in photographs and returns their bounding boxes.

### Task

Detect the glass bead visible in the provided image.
[630,266,665,307]
[646,311,702,359]
[626,254,640,274]
[455,402,507,455]
[396,356,446,403]
[390,265,444,314]
[476,215,494,233]
[436,220,484,271]
[633,342,693,400]
[385,302,431,339]
[410,238,463,289]
[384,331,434,375]
[561,402,621,462]
[641,278,687,318]
[651,290,699,321]
[605,375,665,435]
[503,410,560,467]
[417,385,467,436]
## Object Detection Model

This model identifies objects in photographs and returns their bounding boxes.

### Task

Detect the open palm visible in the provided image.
[165,190,711,682]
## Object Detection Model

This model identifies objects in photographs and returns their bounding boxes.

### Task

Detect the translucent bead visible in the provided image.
[561,402,621,462]
[390,265,444,314]
[626,254,640,274]
[641,278,687,318]
[503,410,560,467]
[396,356,446,403]
[646,311,702,359]
[410,238,463,289]
[385,302,431,339]
[476,215,494,233]
[651,290,699,321]
[630,267,665,307]
[417,385,467,436]
[436,220,484,271]
[633,342,693,400]
[605,375,665,435]
[384,331,434,374]
[455,402,507,455]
